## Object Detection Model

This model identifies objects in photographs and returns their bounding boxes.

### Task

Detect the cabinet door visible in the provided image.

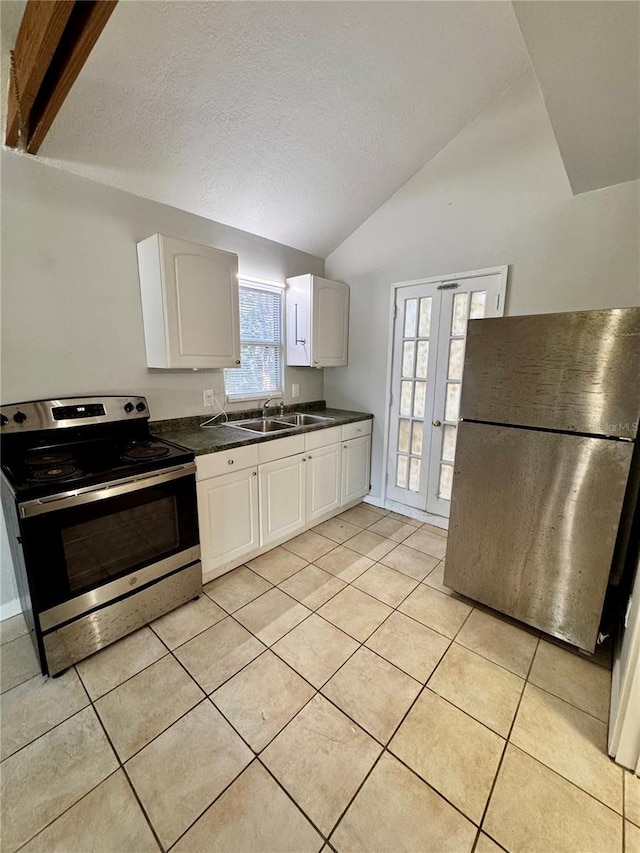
[259,453,306,546]
[161,235,240,369]
[306,443,341,521]
[197,466,259,575]
[312,277,349,367]
[341,435,371,505]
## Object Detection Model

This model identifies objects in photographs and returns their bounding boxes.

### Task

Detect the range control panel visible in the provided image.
[0,397,149,432]
[52,404,107,421]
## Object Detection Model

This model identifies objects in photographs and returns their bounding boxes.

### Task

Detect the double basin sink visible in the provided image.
[229,413,334,434]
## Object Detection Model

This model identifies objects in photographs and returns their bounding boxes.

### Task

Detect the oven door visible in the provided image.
[18,464,199,626]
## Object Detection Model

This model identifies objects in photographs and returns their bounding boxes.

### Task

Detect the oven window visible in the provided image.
[61,496,179,593]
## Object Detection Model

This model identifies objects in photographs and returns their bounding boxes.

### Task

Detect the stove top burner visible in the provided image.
[1,405,194,499]
[24,451,74,467]
[122,444,171,462]
[29,464,81,482]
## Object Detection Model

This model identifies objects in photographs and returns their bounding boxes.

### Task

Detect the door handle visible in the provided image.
[433,420,442,427]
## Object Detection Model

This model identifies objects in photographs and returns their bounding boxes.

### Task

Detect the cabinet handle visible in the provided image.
[252,471,257,477]
[294,304,306,346]
[235,360,240,365]
[302,457,307,462]
[308,454,312,459]
[314,359,319,364]
[228,459,234,465]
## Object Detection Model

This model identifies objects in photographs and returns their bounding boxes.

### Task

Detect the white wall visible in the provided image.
[0,149,325,418]
[0,149,325,615]
[324,70,640,504]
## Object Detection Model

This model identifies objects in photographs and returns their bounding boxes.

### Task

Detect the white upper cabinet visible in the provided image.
[286,274,349,368]
[137,234,240,369]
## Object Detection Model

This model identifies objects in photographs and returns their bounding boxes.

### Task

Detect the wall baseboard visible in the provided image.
[363,495,449,530]
[362,495,385,509]
[0,598,22,622]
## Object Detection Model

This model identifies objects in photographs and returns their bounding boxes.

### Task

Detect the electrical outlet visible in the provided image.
[292,384,300,398]
[203,389,214,407]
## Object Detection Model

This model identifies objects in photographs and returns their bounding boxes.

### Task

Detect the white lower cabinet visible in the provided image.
[306,443,342,521]
[341,435,371,505]
[197,466,259,576]
[259,452,306,547]
[197,420,371,579]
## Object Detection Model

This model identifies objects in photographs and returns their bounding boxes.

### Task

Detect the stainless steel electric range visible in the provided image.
[0,396,201,676]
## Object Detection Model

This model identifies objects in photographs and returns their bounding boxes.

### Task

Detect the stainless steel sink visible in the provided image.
[274,413,334,426]
[228,419,294,434]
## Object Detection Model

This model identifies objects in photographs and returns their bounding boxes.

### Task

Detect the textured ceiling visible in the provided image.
[0,1,531,257]
[513,1,639,195]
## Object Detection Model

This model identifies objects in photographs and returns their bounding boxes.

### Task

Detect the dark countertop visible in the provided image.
[151,403,373,456]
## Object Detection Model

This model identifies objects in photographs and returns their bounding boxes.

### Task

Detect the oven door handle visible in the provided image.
[19,462,196,519]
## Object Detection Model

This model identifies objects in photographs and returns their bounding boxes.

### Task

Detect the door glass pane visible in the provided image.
[398,420,410,453]
[402,342,415,378]
[409,458,421,492]
[442,424,457,462]
[396,455,408,489]
[448,339,464,381]
[413,382,426,418]
[445,383,461,421]
[451,292,470,335]
[400,382,413,416]
[404,299,417,337]
[418,297,432,337]
[470,290,487,319]
[411,422,423,456]
[416,341,429,379]
[439,463,453,500]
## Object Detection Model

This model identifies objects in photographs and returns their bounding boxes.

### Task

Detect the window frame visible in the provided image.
[224,277,285,403]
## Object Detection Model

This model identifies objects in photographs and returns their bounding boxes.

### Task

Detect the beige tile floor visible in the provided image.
[0,502,637,853]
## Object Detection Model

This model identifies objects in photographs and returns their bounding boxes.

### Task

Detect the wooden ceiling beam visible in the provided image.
[5,1,75,147]
[5,0,117,154]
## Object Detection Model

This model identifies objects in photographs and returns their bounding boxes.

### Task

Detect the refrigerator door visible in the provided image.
[460,308,640,438]
[444,421,634,650]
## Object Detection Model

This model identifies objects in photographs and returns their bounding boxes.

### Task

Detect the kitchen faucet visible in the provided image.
[262,398,284,417]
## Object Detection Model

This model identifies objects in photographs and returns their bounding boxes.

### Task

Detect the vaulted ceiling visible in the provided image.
[0,1,531,256]
[1,2,636,258]
[513,1,639,195]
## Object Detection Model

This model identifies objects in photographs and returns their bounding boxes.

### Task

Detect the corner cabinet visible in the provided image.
[286,275,349,367]
[341,420,372,505]
[137,234,241,369]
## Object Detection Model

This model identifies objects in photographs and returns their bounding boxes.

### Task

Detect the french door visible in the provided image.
[386,267,507,518]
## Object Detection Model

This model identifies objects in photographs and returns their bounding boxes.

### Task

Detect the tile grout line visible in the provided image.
[190,541,468,845]
[325,649,476,845]
[91,625,187,853]
[1,510,619,851]
[319,569,480,844]
[12,765,128,853]
[0,671,92,763]
[260,564,618,833]
[473,633,541,848]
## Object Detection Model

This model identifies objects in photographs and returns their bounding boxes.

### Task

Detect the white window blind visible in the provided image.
[224,282,284,400]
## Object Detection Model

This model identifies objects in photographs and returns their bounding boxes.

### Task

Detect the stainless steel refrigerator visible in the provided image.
[444,307,640,652]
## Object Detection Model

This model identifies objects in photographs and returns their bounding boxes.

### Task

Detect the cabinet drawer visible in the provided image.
[196,445,259,480]
[305,426,341,451]
[258,434,305,464]
[342,420,372,441]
